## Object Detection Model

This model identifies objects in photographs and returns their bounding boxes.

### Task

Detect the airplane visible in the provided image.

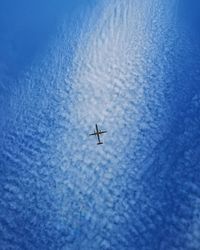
[89,124,107,145]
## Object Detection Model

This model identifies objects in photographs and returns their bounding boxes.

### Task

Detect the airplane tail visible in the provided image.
[97,142,103,145]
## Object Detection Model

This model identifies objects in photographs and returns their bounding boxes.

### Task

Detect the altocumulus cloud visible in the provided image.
[1,0,200,249]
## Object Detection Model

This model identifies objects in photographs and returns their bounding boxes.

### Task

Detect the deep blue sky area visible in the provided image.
[0,0,94,78]
[0,1,200,250]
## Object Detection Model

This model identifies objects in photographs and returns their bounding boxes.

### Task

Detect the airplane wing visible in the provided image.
[89,132,97,136]
[98,131,107,134]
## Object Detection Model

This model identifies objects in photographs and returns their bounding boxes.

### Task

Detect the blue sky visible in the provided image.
[0,1,200,249]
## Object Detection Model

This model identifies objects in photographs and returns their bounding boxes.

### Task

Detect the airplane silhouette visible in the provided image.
[89,124,107,145]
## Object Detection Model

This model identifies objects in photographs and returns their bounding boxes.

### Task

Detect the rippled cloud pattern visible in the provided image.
[0,0,200,249]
